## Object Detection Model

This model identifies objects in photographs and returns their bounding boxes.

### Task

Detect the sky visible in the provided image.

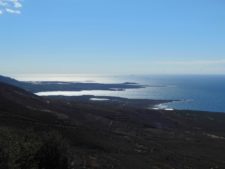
[0,0,225,75]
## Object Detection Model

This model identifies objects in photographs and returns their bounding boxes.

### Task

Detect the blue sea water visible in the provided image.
[16,74,225,113]
[118,75,225,113]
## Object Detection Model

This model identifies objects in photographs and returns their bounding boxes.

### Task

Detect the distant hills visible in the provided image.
[0,75,145,93]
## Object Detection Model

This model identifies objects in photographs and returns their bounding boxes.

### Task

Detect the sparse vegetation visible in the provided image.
[0,128,72,169]
[0,81,225,169]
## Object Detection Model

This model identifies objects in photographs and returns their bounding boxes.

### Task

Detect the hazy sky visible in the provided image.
[0,0,225,75]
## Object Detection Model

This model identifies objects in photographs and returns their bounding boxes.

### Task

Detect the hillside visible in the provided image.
[0,81,225,169]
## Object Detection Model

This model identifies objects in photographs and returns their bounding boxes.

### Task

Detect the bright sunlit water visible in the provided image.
[13,74,225,113]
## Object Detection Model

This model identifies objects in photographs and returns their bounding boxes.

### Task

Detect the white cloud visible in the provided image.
[0,0,22,15]
[6,7,20,14]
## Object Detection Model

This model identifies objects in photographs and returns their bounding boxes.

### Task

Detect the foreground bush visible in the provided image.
[0,128,72,169]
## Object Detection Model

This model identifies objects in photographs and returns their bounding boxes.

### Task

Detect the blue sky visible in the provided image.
[0,0,225,75]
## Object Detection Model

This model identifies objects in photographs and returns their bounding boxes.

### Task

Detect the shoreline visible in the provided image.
[43,95,225,114]
[43,94,176,110]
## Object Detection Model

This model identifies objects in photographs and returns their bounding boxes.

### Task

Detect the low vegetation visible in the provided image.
[0,128,72,169]
[0,81,225,169]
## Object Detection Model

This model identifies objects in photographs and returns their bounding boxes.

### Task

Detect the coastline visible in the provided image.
[44,95,176,110]
[1,79,225,168]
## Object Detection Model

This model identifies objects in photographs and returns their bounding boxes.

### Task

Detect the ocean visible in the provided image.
[13,74,225,113]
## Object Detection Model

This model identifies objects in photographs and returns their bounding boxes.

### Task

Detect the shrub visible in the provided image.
[35,132,70,169]
[0,128,72,169]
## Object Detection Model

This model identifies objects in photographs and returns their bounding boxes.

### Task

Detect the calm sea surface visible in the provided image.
[14,74,225,113]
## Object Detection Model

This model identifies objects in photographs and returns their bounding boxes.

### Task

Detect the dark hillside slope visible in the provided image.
[0,81,225,168]
[0,81,44,106]
[0,75,22,87]
[0,82,68,128]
